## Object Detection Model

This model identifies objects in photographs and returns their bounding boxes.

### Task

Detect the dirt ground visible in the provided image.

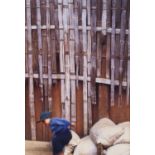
[25,140,53,155]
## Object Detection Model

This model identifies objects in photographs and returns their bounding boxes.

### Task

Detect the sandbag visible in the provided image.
[106,144,130,155]
[114,127,130,145]
[90,118,124,147]
[73,136,97,155]
[64,130,81,155]
[117,121,130,129]
[90,118,116,130]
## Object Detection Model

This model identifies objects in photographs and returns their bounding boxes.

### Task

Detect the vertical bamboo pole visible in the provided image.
[82,0,88,135]
[36,0,44,107]
[58,0,65,118]
[87,0,92,129]
[106,0,111,79]
[102,0,107,36]
[110,0,116,106]
[74,0,79,87]
[118,0,127,105]
[91,0,97,105]
[26,0,36,140]
[126,17,130,105]
[46,0,52,111]
[69,0,76,127]
[63,0,70,121]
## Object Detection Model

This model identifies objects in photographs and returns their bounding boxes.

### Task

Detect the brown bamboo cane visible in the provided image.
[26,0,36,140]
[118,0,127,105]
[110,0,116,106]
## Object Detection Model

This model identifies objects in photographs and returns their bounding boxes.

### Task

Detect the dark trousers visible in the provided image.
[52,129,72,155]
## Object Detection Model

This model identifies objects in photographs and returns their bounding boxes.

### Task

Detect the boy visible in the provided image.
[37,112,72,155]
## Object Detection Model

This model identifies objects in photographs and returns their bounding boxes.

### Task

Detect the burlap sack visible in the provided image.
[106,144,130,155]
[117,121,130,129]
[73,136,97,155]
[114,127,130,145]
[64,130,80,155]
[90,118,124,147]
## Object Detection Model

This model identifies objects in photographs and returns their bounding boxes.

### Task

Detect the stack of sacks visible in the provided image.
[64,130,81,155]
[73,136,97,155]
[90,118,124,148]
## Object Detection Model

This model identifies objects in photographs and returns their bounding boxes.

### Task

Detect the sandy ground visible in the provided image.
[25,140,53,155]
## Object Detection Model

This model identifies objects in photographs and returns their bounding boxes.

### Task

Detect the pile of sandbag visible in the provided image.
[65,118,130,155]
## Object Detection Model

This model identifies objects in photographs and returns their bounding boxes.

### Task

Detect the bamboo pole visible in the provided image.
[25,25,129,34]
[36,0,44,107]
[74,0,79,87]
[102,0,107,36]
[46,0,52,111]
[110,0,116,106]
[26,0,36,140]
[63,0,70,121]
[126,17,130,105]
[105,0,111,79]
[68,0,76,127]
[58,0,65,118]
[82,0,88,135]
[87,0,92,129]
[118,0,127,105]
[91,0,97,105]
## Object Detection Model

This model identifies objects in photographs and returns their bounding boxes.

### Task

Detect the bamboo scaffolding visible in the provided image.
[91,0,97,105]
[118,0,127,105]
[58,0,65,118]
[63,0,70,121]
[82,0,88,135]
[46,0,52,111]
[26,0,36,140]
[87,0,92,129]
[69,0,76,127]
[36,0,44,106]
[110,0,116,106]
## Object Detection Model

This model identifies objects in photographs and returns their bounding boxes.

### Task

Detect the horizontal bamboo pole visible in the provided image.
[25,25,129,34]
[25,73,127,86]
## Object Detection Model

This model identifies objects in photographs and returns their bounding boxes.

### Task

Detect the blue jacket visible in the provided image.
[50,118,71,135]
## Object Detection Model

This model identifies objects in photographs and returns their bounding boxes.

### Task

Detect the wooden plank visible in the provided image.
[91,0,97,105]
[110,0,116,106]
[87,0,92,129]
[76,82,84,137]
[25,79,31,140]
[82,0,88,135]
[63,0,71,121]
[118,0,127,105]
[58,0,65,118]
[69,0,76,127]
[26,0,36,140]
[46,0,52,111]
